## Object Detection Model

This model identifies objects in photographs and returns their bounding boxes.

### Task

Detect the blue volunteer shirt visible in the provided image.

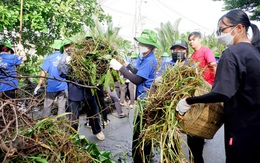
[0,53,23,92]
[135,52,157,98]
[41,51,67,92]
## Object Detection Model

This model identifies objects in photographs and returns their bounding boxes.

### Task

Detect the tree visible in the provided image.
[0,0,111,56]
[156,19,182,57]
[215,0,260,21]
[90,22,132,56]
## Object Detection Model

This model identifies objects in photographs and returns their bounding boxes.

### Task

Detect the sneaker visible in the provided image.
[96,131,105,140]
[84,122,91,128]
[104,119,110,126]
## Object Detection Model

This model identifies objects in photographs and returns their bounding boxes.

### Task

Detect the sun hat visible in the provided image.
[1,42,14,53]
[214,52,220,58]
[162,52,169,57]
[130,51,138,58]
[50,40,63,50]
[170,39,188,50]
[62,39,72,46]
[134,29,160,48]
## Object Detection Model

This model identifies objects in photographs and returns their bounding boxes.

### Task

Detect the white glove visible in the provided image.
[109,59,122,70]
[176,98,191,115]
[17,44,24,51]
[34,86,41,95]
[154,76,163,85]
[65,56,71,64]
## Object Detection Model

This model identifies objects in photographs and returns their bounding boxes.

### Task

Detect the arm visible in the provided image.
[119,66,144,85]
[209,62,217,73]
[186,92,229,105]
[37,70,47,87]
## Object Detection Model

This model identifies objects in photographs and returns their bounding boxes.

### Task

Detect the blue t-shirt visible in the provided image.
[41,51,67,92]
[130,57,141,67]
[0,53,23,92]
[157,56,172,76]
[135,52,158,98]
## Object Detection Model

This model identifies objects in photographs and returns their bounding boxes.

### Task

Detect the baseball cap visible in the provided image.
[134,29,160,48]
[170,39,188,50]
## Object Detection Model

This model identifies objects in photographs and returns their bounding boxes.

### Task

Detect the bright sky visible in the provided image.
[100,0,260,42]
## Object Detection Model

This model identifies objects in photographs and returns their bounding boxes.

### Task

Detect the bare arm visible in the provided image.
[209,62,217,73]
[37,70,47,87]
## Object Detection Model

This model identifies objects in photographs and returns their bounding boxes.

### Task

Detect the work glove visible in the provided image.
[176,98,191,115]
[65,56,71,64]
[154,76,163,85]
[109,59,122,70]
[34,85,41,95]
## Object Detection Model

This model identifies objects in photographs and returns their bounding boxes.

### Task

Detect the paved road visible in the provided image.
[78,107,226,163]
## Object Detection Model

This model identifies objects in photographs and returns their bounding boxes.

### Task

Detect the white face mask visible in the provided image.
[138,45,149,55]
[217,27,236,47]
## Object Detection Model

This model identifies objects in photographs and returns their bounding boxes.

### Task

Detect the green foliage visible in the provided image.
[0,0,111,56]
[221,0,260,21]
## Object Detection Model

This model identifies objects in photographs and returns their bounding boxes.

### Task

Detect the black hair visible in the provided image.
[219,9,260,52]
[188,31,201,40]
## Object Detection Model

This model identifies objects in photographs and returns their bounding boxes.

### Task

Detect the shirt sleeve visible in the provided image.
[212,49,239,98]
[204,47,216,63]
[136,59,155,80]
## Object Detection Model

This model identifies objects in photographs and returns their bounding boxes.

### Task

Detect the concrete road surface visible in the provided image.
[78,107,226,163]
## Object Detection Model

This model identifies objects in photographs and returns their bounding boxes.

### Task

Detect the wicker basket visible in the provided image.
[179,84,224,139]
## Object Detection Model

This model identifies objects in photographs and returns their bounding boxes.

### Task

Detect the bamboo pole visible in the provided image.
[19,0,23,44]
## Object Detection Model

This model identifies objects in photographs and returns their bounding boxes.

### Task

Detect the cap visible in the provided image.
[170,39,188,50]
[134,29,160,48]
[162,52,169,57]
[50,40,63,50]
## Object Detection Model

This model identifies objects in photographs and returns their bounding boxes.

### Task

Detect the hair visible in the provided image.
[188,31,201,40]
[219,9,260,52]
[1,46,9,52]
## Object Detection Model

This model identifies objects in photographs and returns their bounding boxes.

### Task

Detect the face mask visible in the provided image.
[138,45,149,55]
[217,27,236,47]
[65,48,73,55]
[172,52,186,62]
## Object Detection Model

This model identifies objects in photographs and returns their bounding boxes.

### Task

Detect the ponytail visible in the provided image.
[250,23,260,53]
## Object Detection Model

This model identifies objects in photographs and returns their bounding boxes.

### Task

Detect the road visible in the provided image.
[78,106,226,163]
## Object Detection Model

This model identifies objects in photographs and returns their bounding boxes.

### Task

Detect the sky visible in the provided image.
[100,0,260,42]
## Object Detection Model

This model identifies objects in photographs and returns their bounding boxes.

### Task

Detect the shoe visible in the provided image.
[118,113,127,118]
[104,119,110,126]
[96,131,105,140]
[84,122,91,128]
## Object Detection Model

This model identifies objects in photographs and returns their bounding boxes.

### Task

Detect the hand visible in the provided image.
[109,59,122,70]
[176,98,191,115]
[154,76,163,85]
[65,56,71,64]
[34,86,41,95]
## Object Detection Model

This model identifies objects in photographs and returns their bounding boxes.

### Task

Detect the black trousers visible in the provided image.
[187,135,204,163]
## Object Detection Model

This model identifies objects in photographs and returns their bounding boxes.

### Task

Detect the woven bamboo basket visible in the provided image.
[179,84,224,139]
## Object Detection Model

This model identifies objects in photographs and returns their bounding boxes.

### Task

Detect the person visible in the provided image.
[127,51,140,107]
[184,31,217,163]
[58,38,105,140]
[119,51,140,108]
[0,42,26,99]
[157,52,172,76]
[110,29,159,162]
[176,9,260,163]
[188,31,217,86]
[107,85,126,118]
[34,40,68,118]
